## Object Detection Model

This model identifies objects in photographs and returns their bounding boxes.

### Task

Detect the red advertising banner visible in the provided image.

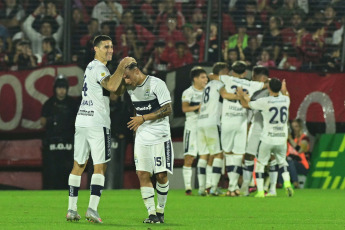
[0,65,84,133]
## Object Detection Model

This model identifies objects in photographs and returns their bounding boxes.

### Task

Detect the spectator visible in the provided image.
[0,0,26,36]
[190,8,204,31]
[100,21,116,40]
[228,20,249,50]
[80,18,99,47]
[41,37,62,66]
[332,14,345,45]
[323,4,341,44]
[143,40,170,75]
[22,3,63,56]
[285,118,311,189]
[261,16,284,63]
[320,44,341,72]
[168,41,193,69]
[182,23,204,63]
[116,10,156,53]
[280,10,305,47]
[120,26,139,58]
[243,36,262,68]
[158,14,185,51]
[140,0,155,32]
[0,24,11,52]
[298,22,325,71]
[0,37,9,71]
[71,8,87,56]
[155,0,185,34]
[277,45,302,70]
[224,47,240,67]
[274,0,305,28]
[14,40,37,70]
[245,12,263,38]
[211,0,236,39]
[91,0,123,27]
[256,48,276,67]
[208,22,221,63]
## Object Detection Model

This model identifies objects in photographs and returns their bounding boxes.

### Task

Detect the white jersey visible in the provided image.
[127,75,171,145]
[220,75,264,125]
[249,95,290,145]
[75,59,111,128]
[198,80,224,127]
[182,86,203,128]
[249,89,269,133]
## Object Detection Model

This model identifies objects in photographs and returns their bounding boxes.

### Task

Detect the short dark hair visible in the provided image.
[231,61,247,74]
[212,62,229,75]
[253,66,269,77]
[126,62,138,70]
[43,37,56,48]
[190,66,207,82]
[93,35,112,47]
[269,78,282,93]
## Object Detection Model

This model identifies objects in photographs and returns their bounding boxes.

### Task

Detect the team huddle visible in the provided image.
[182,61,294,198]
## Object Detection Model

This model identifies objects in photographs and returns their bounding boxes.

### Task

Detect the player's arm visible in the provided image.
[237,87,251,109]
[219,87,239,101]
[100,57,134,94]
[182,102,200,113]
[280,79,289,97]
[127,103,172,131]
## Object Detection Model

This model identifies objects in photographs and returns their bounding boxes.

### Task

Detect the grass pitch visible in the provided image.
[0,189,344,230]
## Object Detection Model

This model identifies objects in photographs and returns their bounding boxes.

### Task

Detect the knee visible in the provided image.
[184,156,194,166]
[156,172,168,184]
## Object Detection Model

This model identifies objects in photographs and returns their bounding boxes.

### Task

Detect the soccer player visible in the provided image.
[198,62,238,196]
[66,35,133,223]
[220,61,265,197]
[182,66,208,195]
[119,59,174,224]
[238,78,294,197]
[241,66,278,196]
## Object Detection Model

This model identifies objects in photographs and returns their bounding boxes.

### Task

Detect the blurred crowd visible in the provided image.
[0,0,344,73]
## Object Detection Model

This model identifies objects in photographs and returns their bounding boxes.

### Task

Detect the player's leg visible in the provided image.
[197,154,209,195]
[210,152,224,196]
[206,155,214,193]
[86,127,111,223]
[183,128,197,195]
[255,142,271,198]
[66,127,89,221]
[153,139,174,224]
[225,153,243,196]
[267,156,278,196]
[275,145,294,197]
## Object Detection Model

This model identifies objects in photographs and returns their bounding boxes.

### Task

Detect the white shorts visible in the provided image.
[221,121,247,154]
[246,130,261,156]
[183,126,198,157]
[197,125,222,155]
[74,126,111,165]
[257,141,287,165]
[134,139,174,175]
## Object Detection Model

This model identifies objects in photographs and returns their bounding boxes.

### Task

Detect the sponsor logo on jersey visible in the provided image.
[101,72,105,77]
[136,103,152,111]
[144,88,150,99]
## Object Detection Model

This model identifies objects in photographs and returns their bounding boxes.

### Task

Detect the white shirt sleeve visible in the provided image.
[216,81,225,92]
[250,81,264,93]
[182,88,192,103]
[154,79,171,106]
[248,97,266,110]
[94,65,111,83]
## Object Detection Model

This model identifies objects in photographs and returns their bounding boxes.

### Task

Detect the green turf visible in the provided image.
[0,189,344,230]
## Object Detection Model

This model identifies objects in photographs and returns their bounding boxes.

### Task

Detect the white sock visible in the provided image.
[197,159,207,191]
[282,172,291,183]
[141,187,156,215]
[211,158,223,190]
[156,181,169,214]
[88,174,105,211]
[255,162,265,192]
[241,159,254,194]
[269,160,278,194]
[183,166,192,190]
[68,174,81,211]
[226,155,242,192]
[206,165,212,189]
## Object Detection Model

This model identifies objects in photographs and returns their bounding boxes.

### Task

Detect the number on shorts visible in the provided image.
[154,157,162,166]
[269,106,288,124]
[203,86,210,103]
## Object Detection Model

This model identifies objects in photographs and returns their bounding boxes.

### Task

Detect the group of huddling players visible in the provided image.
[182,61,294,198]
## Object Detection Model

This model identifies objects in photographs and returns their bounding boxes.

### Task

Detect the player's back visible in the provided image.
[250,89,269,132]
[198,80,224,127]
[75,59,111,128]
[260,95,290,145]
[220,75,264,124]
[182,86,203,127]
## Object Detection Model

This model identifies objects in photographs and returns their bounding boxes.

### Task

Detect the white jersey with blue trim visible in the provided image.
[182,85,203,128]
[127,75,171,145]
[197,80,224,127]
[249,95,290,145]
[75,59,111,128]
[220,75,264,124]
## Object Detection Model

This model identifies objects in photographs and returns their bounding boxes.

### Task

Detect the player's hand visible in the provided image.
[127,116,144,131]
[237,86,244,96]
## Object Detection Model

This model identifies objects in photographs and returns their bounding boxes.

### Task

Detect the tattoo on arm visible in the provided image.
[154,103,172,119]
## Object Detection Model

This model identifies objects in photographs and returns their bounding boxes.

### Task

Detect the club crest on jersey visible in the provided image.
[101,72,105,77]
[144,88,150,99]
